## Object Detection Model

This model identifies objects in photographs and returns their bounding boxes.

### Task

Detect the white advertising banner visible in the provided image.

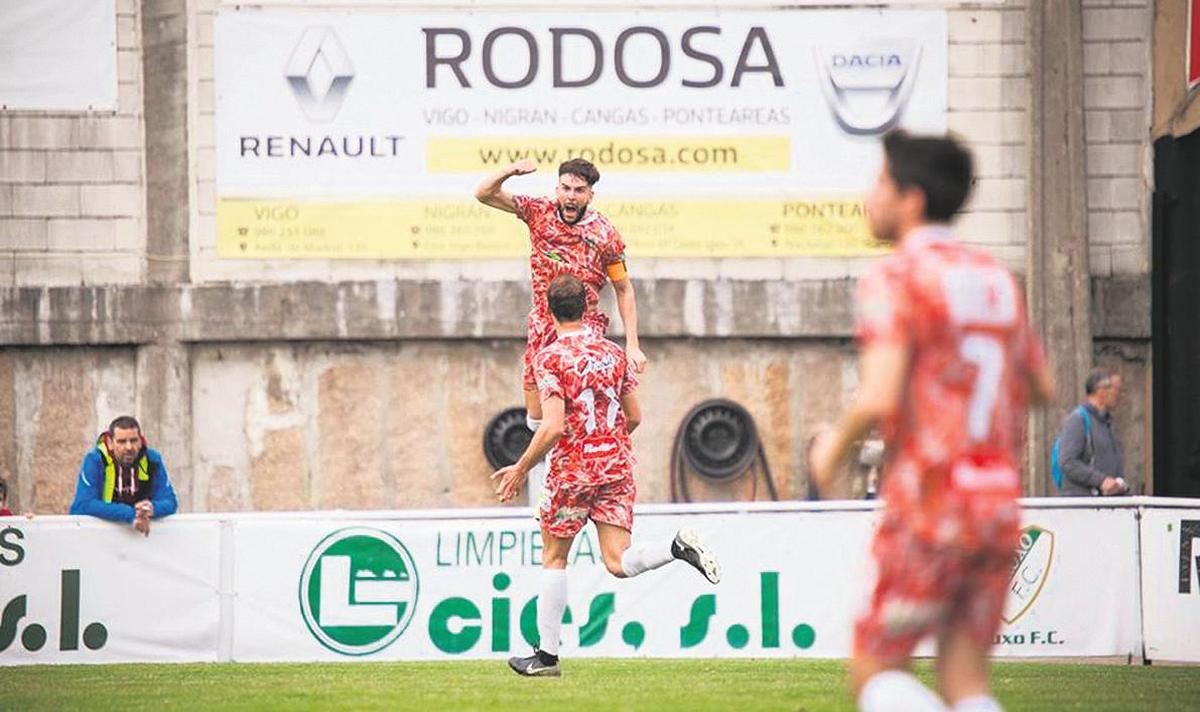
[1139,507,1200,662]
[228,505,1142,662]
[0,1,117,111]
[989,507,1142,659]
[214,8,947,259]
[0,518,222,666]
[2,500,1181,666]
[228,511,873,661]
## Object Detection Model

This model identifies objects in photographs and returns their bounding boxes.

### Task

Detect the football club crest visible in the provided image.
[1004,525,1055,625]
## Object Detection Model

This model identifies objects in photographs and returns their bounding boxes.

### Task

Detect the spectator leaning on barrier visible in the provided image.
[1055,368,1129,496]
[69,416,178,535]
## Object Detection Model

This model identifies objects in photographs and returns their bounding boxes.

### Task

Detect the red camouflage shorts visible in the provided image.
[538,476,636,539]
[853,507,1019,660]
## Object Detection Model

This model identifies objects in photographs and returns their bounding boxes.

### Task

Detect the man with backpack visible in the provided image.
[1054,368,1130,496]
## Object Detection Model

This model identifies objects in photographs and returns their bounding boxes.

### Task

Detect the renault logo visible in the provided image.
[286,27,354,123]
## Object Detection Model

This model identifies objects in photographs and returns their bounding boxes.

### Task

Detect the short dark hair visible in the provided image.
[0,477,7,501]
[108,415,142,437]
[1085,367,1118,395]
[558,158,600,186]
[547,273,587,322]
[882,129,974,222]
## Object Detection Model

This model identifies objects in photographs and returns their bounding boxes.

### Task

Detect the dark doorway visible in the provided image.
[1152,129,1200,496]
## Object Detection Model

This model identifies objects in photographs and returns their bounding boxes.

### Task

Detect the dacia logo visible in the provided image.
[299,527,419,656]
[831,54,904,69]
[814,37,921,136]
[1004,525,1055,624]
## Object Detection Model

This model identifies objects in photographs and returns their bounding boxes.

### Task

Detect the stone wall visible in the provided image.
[0,348,137,513]
[0,339,859,513]
[185,339,861,513]
[0,0,1160,512]
[0,331,1152,514]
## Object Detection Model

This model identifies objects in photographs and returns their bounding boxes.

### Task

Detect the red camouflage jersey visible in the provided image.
[512,195,626,335]
[534,330,638,487]
[855,226,1047,546]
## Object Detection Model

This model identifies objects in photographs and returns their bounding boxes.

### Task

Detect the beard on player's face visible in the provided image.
[557,198,589,224]
[556,175,593,225]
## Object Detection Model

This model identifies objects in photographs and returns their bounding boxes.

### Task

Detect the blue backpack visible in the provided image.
[1051,406,1092,490]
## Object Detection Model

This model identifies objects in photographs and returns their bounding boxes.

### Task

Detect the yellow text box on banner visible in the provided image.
[217,197,885,259]
[217,199,526,259]
[425,136,792,173]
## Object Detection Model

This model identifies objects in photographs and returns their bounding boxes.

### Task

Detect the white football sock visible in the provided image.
[620,539,675,578]
[952,695,1003,712]
[859,670,947,712]
[537,568,568,656]
[526,416,541,432]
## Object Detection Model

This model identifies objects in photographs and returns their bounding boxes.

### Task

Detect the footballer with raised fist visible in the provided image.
[474,158,647,441]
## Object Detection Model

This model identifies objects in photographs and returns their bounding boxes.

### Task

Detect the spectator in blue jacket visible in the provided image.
[69,416,177,536]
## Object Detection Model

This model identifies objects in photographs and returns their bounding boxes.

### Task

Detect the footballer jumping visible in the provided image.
[474,158,647,439]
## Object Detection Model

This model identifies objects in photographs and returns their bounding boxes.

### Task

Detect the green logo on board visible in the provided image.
[299,527,420,656]
[1004,525,1054,624]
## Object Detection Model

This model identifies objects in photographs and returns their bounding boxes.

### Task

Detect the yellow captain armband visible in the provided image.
[607,260,628,282]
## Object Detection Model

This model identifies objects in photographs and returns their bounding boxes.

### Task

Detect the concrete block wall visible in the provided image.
[1082,0,1153,276]
[0,0,146,287]
[946,1,1028,272]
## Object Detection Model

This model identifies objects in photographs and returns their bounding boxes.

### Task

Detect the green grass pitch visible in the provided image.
[1,659,1196,711]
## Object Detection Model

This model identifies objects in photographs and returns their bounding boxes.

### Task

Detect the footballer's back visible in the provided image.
[861,229,1045,476]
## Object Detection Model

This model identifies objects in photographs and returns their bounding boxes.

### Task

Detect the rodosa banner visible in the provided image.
[1,501,1161,666]
[214,9,947,259]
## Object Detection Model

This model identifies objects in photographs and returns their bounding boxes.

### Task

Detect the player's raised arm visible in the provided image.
[611,275,647,374]
[474,159,537,214]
